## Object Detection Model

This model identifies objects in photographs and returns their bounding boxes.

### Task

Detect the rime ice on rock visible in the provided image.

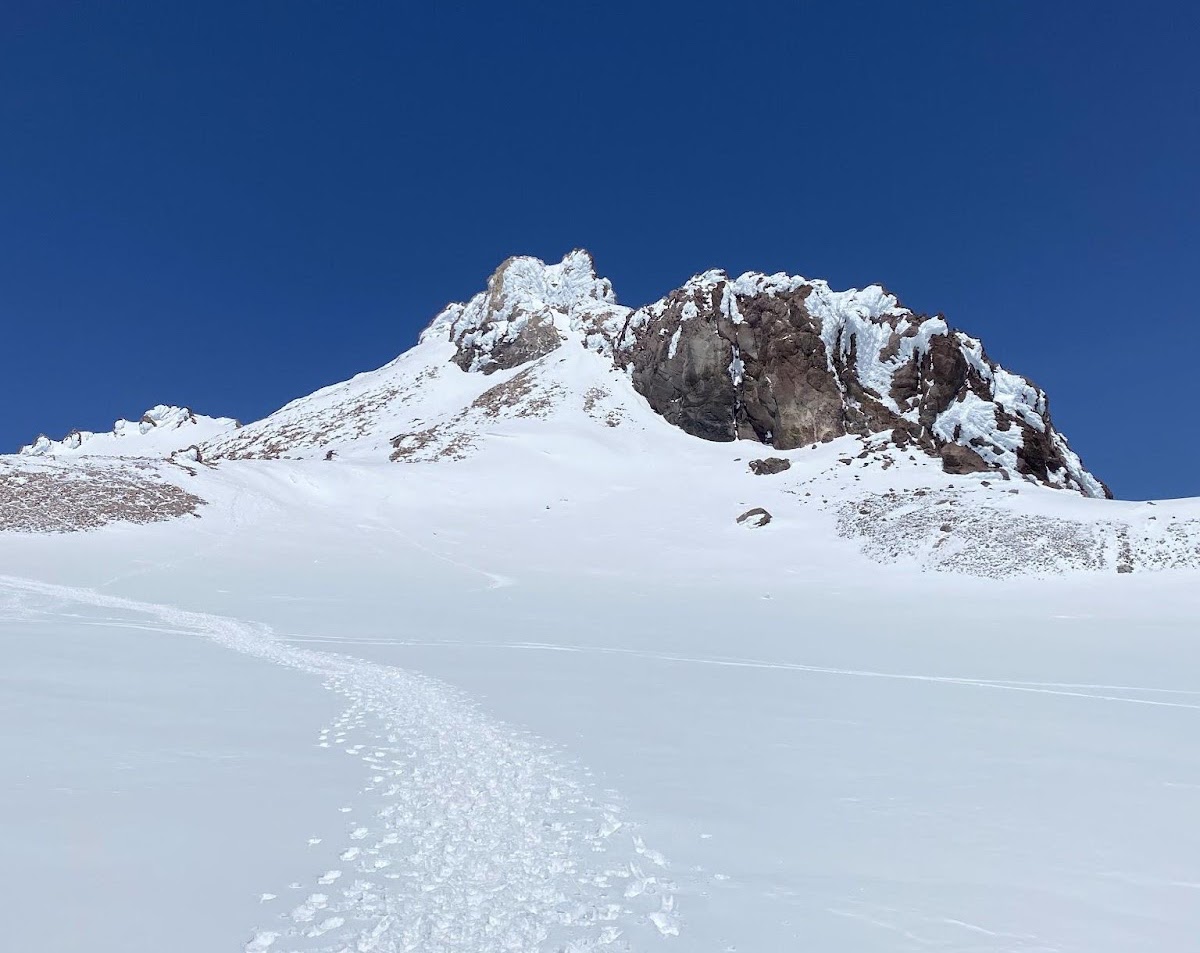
[420,250,630,375]
[422,252,1108,497]
[19,405,239,459]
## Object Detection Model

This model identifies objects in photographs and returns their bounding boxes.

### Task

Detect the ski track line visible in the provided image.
[275,636,1200,710]
[355,523,516,591]
[0,575,680,953]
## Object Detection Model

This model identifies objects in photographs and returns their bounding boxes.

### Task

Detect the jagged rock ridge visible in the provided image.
[421,251,1108,498]
[20,405,240,458]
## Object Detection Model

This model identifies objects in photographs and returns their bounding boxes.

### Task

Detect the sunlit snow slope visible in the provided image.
[3,429,1200,953]
[2,253,1199,953]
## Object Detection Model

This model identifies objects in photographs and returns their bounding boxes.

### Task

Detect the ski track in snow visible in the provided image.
[275,636,1200,710]
[0,575,679,953]
[354,522,516,591]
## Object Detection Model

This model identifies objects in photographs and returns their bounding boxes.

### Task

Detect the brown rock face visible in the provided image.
[618,286,739,441]
[918,336,970,432]
[610,274,1109,497]
[739,287,852,447]
[617,282,853,448]
[615,279,1003,460]
[616,281,950,454]
[940,442,990,475]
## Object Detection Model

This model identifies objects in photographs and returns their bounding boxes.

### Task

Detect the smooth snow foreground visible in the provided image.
[2,442,1199,952]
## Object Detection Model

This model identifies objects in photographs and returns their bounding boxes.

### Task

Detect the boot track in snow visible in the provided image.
[0,575,680,953]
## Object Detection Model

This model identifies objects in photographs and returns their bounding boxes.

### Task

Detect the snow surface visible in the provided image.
[2,253,1196,950]
[3,370,1200,950]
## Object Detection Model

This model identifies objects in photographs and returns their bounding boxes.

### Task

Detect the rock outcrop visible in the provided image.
[749,457,792,476]
[420,252,1110,498]
[422,250,627,375]
[939,443,991,475]
[609,269,1107,498]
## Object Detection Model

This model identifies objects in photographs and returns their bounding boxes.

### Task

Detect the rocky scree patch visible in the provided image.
[0,460,204,533]
[830,488,1200,577]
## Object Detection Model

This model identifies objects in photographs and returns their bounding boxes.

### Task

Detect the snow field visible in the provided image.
[0,575,678,953]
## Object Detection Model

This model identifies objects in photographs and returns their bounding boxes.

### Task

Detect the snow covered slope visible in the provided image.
[2,430,1199,952]
[2,252,1199,953]
[20,404,240,458]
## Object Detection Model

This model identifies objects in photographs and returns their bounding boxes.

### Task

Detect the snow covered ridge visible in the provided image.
[422,251,1108,497]
[419,249,628,373]
[19,404,240,458]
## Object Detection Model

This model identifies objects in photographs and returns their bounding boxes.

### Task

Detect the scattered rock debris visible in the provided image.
[1,461,204,533]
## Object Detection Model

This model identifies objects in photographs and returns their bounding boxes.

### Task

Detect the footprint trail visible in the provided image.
[0,575,680,953]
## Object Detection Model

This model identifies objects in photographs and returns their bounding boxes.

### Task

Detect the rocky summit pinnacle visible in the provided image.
[420,249,626,375]
[417,251,1108,498]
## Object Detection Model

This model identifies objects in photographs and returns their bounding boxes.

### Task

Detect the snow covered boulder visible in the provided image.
[749,457,792,475]
[736,507,772,527]
[169,445,204,465]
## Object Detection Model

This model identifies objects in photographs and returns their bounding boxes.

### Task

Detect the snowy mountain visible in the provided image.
[4,252,1196,577]
[205,250,1106,498]
[20,404,240,458]
[2,253,1199,953]
[431,251,1105,496]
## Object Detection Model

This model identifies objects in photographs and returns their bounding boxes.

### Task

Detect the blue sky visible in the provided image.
[2,2,1196,499]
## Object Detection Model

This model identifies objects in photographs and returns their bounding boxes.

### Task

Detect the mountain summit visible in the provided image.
[421,251,1105,497]
[14,252,1105,498]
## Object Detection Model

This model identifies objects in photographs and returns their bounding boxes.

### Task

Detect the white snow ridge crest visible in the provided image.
[19,404,240,458]
[0,576,679,953]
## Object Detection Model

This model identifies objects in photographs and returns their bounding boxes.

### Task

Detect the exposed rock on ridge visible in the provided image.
[20,405,240,458]
[420,252,1109,498]
[421,250,626,375]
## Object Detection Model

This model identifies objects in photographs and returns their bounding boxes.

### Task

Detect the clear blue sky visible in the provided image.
[3,2,1196,499]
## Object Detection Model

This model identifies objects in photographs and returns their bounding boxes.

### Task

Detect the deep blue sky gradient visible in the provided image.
[3,2,1197,498]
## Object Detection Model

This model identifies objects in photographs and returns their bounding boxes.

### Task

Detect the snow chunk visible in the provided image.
[668,327,682,360]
